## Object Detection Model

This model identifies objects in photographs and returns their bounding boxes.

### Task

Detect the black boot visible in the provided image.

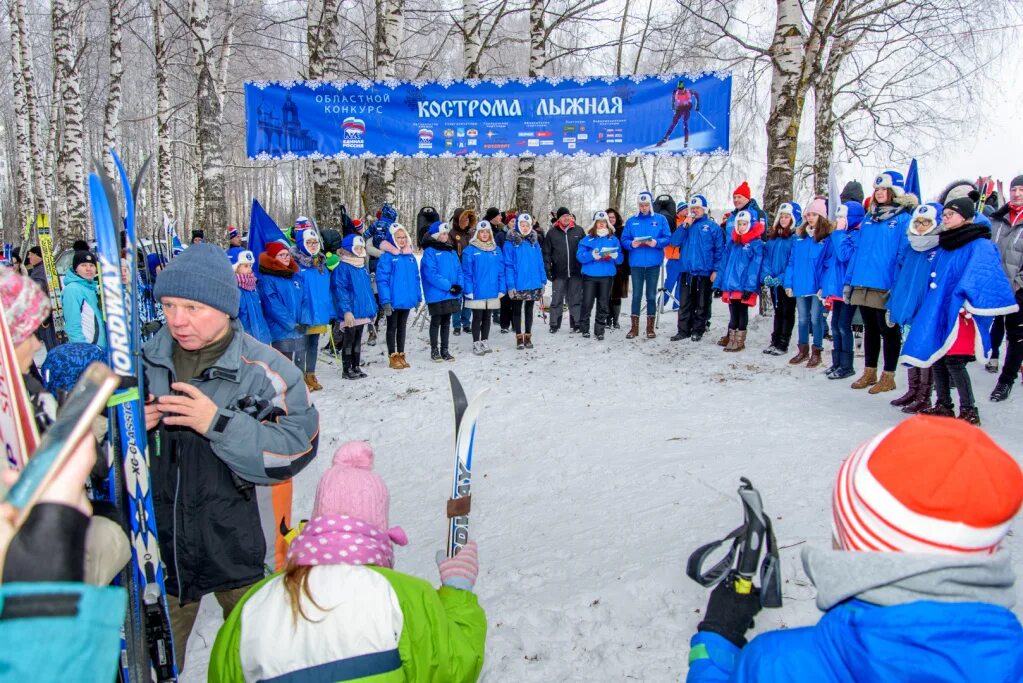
[921,401,955,417]
[823,349,839,375]
[431,347,443,362]
[342,354,360,380]
[353,350,367,378]
[890,368,920,407]
[441,347,455,362]
[958,406,981,425]
[990,382,1013,402]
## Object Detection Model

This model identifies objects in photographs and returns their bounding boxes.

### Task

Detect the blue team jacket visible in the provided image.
[331,259,379,320]
[675,217,725,277]
[462,244,506,300]
[376,252,422,310]
[294,260,332,326]
[256,268,302,343]
[577,235,624,277]
[503,235,547,291]
[719,230,766,294]
[760,236,793,284]
[622,213,671,268]
[846,205,912,291]
[238,286,272,344]
[420,242,465,304]
[784,236,826,297]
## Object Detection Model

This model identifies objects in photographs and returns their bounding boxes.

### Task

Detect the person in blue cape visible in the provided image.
[671,195,724,343]
[576,211,623,340]
[686,414,1023,683]
[621,191,670,339]
[228,247,271,345]
[331,234,378,380]
[900,197,1019,425]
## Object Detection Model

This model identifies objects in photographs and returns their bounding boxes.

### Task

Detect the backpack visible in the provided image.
[653,194,678,233]
[416,206,442,246]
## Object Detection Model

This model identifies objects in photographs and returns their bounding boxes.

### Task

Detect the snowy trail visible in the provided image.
[182,301,1023,682]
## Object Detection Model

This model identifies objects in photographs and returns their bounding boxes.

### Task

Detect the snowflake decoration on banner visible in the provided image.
[403,85,425,113]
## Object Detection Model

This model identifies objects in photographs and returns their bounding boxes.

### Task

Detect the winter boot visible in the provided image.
[890,368,920,407]
[768,333,790,356]
[723,330,738,352]
[398,352,411,368]
[453,327,461,336]
[524,333,534,349]
[481,340,492,354]
[806,346,823,368]
[717,330,732,347]
[732,330,747,352]
[921,401,955,417]
[788,344,809,365]
[690,331,703,342]
[626,316,641,339]
[472,341,486,356]
[304,372,323,391]
[610,301,622,329]
[431,347,443,363]
[671,329,690,342]
[646,317,656,339]
[902,368,933,413]
[441,347,455,362]
[829,351,856,380]
[958,406,981,425]
[516,334,526,350]
[388,352,403,369]
[763,332,779,354]
[986,358,999,374]
[353,352,367,378]
[341,355,359,380]
[366,325,377,346]
[851,367,878,390]
[823,349,839,374]
[990,381,1013,402]
[868,371,897,395]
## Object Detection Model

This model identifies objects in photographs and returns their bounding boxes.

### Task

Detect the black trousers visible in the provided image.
[998,301,1023,385]
[499,295,513,330]
[579,276,613,335]
[728,301,749,331]
[771,286,796,349]
[471,309,492,342]
[677,274,713,336]
[859,306,901,372]
[510,300,534,334]
[430,312,452,350]
[934,355,975,408]
[341,324,365,360]
[386,308,410,354]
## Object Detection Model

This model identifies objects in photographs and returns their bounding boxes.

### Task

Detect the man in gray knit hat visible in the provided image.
[142,243,320,672]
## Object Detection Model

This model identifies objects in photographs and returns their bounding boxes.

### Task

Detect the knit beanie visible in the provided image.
[312,441,392,530]
[227,248,255,271]
[840,180,865,205]
[945,196,976,221]
[555,206,572,219]
[833,416,1023,555]
[0,265,51,344]
[153,243,240,317]
[483,207,501,223]
[1010,175,1023,190]
[73,251,97,271]
[41,342,106,394]
[733,181,752,200]
[805,198,828,218]
[228,226,239,240]
[265,241,290,260]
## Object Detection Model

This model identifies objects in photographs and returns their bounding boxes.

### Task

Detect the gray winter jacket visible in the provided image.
[991,204,1023,291]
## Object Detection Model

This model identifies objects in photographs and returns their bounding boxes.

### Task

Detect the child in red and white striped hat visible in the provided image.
[687,415,1023,682]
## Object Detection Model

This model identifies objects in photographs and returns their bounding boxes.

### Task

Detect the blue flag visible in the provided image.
[248,199,288,258]
[905,159,921,200]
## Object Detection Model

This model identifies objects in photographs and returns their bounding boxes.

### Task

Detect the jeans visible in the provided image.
[386,308,410,354]
[550,277,583,329]
[271,337,300,362]
[934,355,975,408]
[579,275,613,335]
[859,306,901,372]
[728,301,749,331]
[831,300,855,357]
[770,286,796,349]
[510,300,535,334]
[295,333,321,373]
[677,274,712,336]
[453,301,472,331]
[796,296,825,348]
[630,266,660,316]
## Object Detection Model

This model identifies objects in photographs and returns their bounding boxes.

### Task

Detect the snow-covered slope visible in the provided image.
[182,301,1023,682]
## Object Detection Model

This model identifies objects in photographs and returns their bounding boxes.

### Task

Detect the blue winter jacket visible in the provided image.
[784,235,826,296]
[846,202,913,291]
[0,582,127,683]
[420,239,465,304]
[256,263,302,343]
[818,233,846,300]
[675,217,725,277]
[725,199,768,241]
[61,271,107,347]
[331,258,379,320]
[461,244,506,300]
[687,599,1023,683]
[238,286,272,345]
[719,228,766,294]
[621,212,670,268]
[376,252,422,310]
[577,235,623,277]
[293,258,332,326]
[886,245,940,326]
[503,233,547,291]
[760,235,793,284]
[901,231,1018,366]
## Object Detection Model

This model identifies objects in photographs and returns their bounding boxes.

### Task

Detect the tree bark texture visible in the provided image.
[103,0,124,180]
[191,0,228,233]
[513,0,545,215]
[363,0,404,213]
[52,0,88,241]
[154,0,175,220]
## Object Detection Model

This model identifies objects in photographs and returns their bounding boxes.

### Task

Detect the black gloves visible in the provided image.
[449,284,463,295]
[742,291,754,299]
[712,288,722,299]
[3,503,89,584]
[696,580,763,648]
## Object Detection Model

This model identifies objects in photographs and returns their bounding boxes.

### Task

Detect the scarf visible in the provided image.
[286,513,408,569]
[870,202,906,223]
[733,221,765,245]
[236,272,257,291]
[290,247,325,273]
[469,236,497,251]
[507,229,539,246]
[340,249,366,268]
[258,252,298,276]
[908,224,943,252]
[1009,203,1023,227]
[939,224,991,251]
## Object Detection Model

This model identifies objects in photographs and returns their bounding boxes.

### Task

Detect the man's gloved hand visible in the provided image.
[696,580,763,648]
[450,284,463,295]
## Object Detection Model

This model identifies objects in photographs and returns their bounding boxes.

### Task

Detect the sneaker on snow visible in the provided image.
[472,341,485,356]
[481,340,492,354]
[431,349,443,362]
[441,350,456,362]
[986,358,1000,373]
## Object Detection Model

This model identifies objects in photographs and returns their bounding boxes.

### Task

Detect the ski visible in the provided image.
[0,297,40,472]
[36,213,66,341]
[91,152,178,682]
[446,372,488,558]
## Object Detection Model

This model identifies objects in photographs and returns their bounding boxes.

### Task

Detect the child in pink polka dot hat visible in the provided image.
[210,441,487,682]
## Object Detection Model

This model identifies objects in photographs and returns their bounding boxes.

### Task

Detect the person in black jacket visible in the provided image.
[25,246,58,349]
[542,207,585,332]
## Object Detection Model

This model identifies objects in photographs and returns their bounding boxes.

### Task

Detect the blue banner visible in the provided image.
[245,73,731,160]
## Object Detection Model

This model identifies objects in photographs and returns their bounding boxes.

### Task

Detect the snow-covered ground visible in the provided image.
[181,300,1023,682]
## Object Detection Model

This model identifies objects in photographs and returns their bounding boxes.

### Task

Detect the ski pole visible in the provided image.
[694,110,717,130]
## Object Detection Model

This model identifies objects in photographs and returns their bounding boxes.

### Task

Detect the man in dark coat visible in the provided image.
[542,207,585,332]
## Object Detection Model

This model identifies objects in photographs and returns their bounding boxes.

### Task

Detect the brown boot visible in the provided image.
[717,330,732,347]
[516,334,525,350]
[851,367,878,390]
[788,344,809,365]
[732,330,747,352]
[388,353,403,369]
[646,317,656,339]
[626,315,640,339]
[723,330,738,352]
[524,333,534,349]
[806,347,822,368]
[304,372,323,391]
[868,370,897,394]
[398,352,410,368]
[890,368,920,406]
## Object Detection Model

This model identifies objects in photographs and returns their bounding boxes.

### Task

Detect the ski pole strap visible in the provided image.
[685,523,746,587]
[447,495,471,518]
[107,388,140,407]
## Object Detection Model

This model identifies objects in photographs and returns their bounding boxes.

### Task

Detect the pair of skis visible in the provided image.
[89,150,177,682]
[36,213,67,342]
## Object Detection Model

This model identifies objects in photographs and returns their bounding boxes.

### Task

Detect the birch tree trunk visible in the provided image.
[363,0,404,213]
[8,5,32,232]
[103,0,124,179]
[52,0,88,241]
[459,0,482,211]
[153,0,174,219]
[308,0,346,225]
[513,0,545,215]
[812,58,840,196]
[190,0,228,233]
[11,0,47,217]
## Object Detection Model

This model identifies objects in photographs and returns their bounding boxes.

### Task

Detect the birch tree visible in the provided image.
[363,0,404,213]
[308,0,346,225]
[9,0,47,219]
[8,5,32,231]
[153,0,174,219]
[52,0,88,240]
[190,0,228,232]
[513,0,545,215]
[459,0,483,210]
[103,0,124,180]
